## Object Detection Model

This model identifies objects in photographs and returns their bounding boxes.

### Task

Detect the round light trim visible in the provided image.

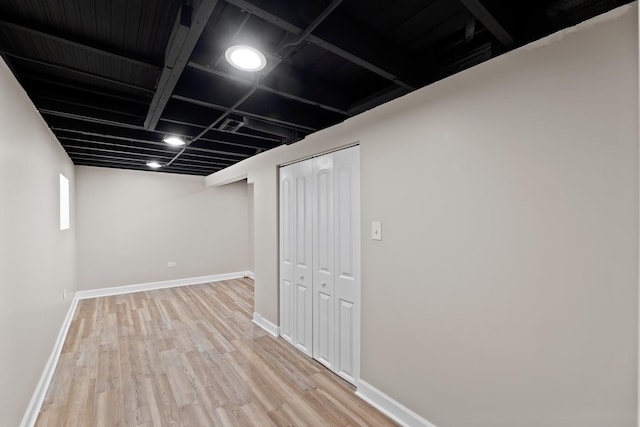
[146,161,162,169]
[225,45,266,72]
[163,136,186,146]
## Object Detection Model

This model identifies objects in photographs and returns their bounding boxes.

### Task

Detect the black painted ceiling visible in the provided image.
[0,0,632,175]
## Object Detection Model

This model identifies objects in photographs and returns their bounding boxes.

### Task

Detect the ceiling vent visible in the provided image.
[218,118,245,133]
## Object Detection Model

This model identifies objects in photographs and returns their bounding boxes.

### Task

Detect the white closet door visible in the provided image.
[312,154,334,369]
[279,146,360,384]
[333,146,360,383]
[293,160,313,356]
[279,164,295,345]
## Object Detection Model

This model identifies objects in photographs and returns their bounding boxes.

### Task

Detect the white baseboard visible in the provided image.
[246,271,255,280]
[20,298,79,427]
[356,380,436,427]
[252,312,279,337]
[21,271,254,426]
[75,271,249,300]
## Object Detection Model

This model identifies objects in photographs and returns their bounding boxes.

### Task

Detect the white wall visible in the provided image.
[248,182,255,272]
[76,166,249,290]
[0,58,77,426]
[207,5,638,426]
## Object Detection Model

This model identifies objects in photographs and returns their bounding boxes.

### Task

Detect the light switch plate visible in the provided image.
[372,221,382,240]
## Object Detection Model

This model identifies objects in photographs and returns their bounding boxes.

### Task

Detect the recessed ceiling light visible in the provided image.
[225,45,266,72]
[163,136,186,146]
[146,161,162,169]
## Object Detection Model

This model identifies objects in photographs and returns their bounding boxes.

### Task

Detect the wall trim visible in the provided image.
[355,380,437,427]
[246,271,255,280]
[75,271,249,300]
[20,298,79,427]
[252,312,279,337]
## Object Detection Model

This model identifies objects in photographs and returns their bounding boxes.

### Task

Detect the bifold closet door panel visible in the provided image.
[312,155,335,369]
[279,146,360,384]
[279,164,295,345]
[333,146,360,383]
[293,160,313,356]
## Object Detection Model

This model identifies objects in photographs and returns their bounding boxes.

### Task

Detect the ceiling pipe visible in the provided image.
[164,0,343,168]
[277,0,343,53]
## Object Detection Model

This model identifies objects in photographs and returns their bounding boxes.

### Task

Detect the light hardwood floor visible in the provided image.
[35,278,396,426]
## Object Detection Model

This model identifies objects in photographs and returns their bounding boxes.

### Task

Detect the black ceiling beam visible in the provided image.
[58,136,173,154]
[61,142,233,168]
[459,0,515,47]
[347,85,411,116]
[72,159,216,175]
[188,61,350,115]
[407,9,471,51]
[0,50,154,94]
[0,19,159,70]
[65,145,231,168]
[309,13,420,89]
[32,93,146,120]
[37,89,277,149]
[144,0,219,130]
[40,109,144,130]
[172,94,317,132]
[159,117,281,146]
[35,98,144,125]
[221,0,416,90]
[52,126,162,145]
[22,74,150,106]
[71,154,218,173]
[49,124,253,159]
[64,145,174,160]
[55,132,249,162]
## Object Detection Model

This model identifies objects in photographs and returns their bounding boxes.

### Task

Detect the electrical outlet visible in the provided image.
[167,261,176,268]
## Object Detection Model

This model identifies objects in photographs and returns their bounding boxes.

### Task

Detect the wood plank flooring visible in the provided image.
[35,278,395,426]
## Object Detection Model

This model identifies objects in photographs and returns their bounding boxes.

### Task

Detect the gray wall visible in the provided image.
[76,166,249,290]
[207,5,639,426]
[0,58,77,426]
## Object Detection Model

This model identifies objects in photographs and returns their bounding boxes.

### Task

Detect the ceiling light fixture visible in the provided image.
[225,45,266,72]
[146,161,162,169]
[163,136,186,146]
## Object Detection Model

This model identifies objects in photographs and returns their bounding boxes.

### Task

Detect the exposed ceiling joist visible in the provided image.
[0,19,159,70]
[34,95,144,120]
[53,127,251,160]
[309,12,420,89]
[144,0,219,130]
[348,86,411,115]
[188,61,350,115]
[221,0,416,90]
[0,0,627,175]
[459,0,515,47]
[71,154,220,173]
[23,75,150,105]
[159,118,283,149]
[40,109,144,130]
[172,94,318,132]
[0,50,154,93]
